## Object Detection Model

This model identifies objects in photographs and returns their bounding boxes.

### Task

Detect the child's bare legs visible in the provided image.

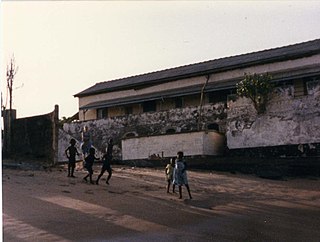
[106,170,112,184]
[178,184,192,199]
[97,169,112,185]
[172,184,176,193]
[166,180,171,193]
[70,163,75,177]
[96,170,105,185]
[70,167,75,177]
[185,184,192,199]
[84,170,94,184]
[67,164,71,177]
[178,186,182,199]
[83,174,89,182]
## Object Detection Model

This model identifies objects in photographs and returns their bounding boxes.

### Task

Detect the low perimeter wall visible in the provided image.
[3,106,59,165]
[121,131,225,160]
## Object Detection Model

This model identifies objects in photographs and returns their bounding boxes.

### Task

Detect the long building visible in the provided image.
[68,39,320,160]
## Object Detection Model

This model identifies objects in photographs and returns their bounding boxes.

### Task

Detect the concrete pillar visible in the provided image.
[52,105,59,165]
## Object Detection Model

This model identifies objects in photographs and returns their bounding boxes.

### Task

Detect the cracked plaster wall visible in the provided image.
[60,103,227,161]
[121,131,225,160]
[227,85,320,149]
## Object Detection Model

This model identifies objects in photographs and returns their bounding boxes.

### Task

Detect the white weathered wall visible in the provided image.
[61,103,227,161]
[121,131,225,160]
[203,131,226,155]
[58,129,104,162]
[227,85,320,149]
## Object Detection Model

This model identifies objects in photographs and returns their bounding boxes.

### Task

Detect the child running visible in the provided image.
[65,138,79,178]
[83,147,99,184]
[96,138,113,185]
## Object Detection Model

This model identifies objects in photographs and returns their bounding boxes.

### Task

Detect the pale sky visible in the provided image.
[1,1,320,119]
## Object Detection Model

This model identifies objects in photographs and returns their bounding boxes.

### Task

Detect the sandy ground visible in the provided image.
[2,164,320,241]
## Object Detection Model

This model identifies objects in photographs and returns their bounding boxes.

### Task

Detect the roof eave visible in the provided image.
[74,39,320,98]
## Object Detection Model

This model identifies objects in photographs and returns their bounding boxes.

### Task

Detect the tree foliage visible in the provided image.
[236,73,273,114]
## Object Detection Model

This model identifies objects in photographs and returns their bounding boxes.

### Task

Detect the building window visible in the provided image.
[124,106,133,115]
[143,100,156,112]
[175,97,184,108]
[207,123,219,132]
[306,78,320,95]
[97,108,108,119]
[293,79,307,97]
[208,90,231,104]
[227,94,237,108]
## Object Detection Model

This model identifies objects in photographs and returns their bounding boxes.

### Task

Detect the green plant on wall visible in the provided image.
[236,73,273,114]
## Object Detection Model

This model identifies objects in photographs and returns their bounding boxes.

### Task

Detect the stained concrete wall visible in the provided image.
[61,103,227,161]
[121,131,225,160]
[57,129,103,162]
[227,84,320,149]
[5,106,59,164]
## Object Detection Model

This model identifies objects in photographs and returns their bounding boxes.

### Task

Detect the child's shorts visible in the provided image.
[68,161,76,168]
[85,165,93,174]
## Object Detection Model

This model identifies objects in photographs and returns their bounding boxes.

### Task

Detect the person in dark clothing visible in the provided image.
[96,138,113,185]
[83,147,99,184]
[81,125,92,160]
[65,138,79,177]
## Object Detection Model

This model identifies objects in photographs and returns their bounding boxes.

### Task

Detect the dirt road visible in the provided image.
[3,164,320,241]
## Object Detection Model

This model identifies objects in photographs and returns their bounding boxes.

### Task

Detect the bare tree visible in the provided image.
[6,56,18,110]
[198,74,210,130]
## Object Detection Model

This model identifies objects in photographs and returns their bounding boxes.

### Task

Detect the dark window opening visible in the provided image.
[166,128,176,134]
[125,106,133,115]
[143,100,156,112]
[175,97,184,108]
[305,76,320,95]
[207,123,219,132]
[124,132,137,138]
[208,90,231,104]
[97,108,108,119]
[274,80,293,87]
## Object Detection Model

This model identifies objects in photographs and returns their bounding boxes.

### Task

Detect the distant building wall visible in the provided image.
[62,103,227,161]
[121,131,225,160]
[6,106,59,164]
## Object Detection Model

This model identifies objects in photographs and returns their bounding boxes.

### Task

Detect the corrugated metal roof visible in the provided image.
[75,39,320,98]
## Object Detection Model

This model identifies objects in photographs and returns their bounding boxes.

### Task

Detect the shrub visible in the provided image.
[236,73,273,114]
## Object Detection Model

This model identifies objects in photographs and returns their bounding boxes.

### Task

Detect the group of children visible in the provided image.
[66,137,192,200]
[65,138,113,185]
[165,151,192,200]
